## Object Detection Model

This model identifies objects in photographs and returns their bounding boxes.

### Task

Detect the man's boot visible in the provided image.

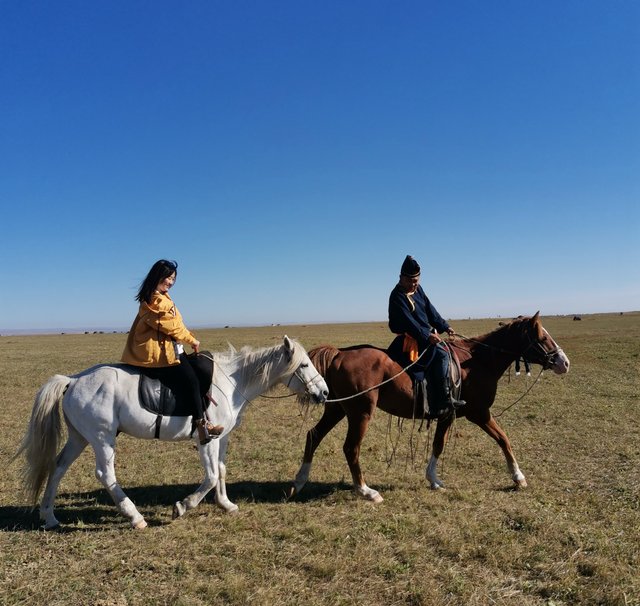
[445,386,466,412]
[413,378,429,418]
[426,383,465,420]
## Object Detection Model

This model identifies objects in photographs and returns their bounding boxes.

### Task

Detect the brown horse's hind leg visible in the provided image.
[343,406,383,503]
[288,403,346,499]
[473,414,527,488]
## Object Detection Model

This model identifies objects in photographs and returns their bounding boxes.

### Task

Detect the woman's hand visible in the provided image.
[192,340,200,354]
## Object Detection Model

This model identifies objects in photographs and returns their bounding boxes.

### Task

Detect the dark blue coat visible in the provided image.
[388,283,450,351]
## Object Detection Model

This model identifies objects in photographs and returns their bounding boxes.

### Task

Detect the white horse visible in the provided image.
[15,336,328,530]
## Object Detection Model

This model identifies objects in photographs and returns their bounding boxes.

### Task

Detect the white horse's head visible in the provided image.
[281,336,329,404]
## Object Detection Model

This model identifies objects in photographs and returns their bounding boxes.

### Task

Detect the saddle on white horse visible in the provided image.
[134,352,215,437]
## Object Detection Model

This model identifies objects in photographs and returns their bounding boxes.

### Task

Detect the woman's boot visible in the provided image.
[196,418,224,445]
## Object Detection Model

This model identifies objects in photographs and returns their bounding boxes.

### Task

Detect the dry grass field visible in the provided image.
[0,314,638,605]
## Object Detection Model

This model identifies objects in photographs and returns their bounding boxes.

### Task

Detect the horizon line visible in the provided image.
[1,310,637,337]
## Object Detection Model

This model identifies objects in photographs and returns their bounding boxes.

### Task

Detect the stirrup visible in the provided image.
[197,419,224,445]
[450,397,466,410]
[426,407,453,420]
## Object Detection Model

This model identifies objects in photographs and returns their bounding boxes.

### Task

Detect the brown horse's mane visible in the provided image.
[454,315,535,352]
[308,345,341,377]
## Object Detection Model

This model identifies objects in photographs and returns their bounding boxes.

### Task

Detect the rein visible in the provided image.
[493,367,545,418]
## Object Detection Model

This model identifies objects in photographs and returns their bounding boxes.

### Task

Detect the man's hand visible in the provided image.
[428,330,442,345]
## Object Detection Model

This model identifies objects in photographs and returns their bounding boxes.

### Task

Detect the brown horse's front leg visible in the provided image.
[426,417,454,490]
[289,403,346,499]
[344,407,383,503]
[474,414,527,488]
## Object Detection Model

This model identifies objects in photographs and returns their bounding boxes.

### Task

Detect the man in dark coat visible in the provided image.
[388,255,465,419]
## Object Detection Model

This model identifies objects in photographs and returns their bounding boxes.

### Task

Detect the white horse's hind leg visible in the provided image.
[93,441,147,529]
[173,440,220,520]
[39,426,88,529]
[426,455,445,490]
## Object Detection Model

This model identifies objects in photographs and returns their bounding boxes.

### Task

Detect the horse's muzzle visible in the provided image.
[550,349,570,374]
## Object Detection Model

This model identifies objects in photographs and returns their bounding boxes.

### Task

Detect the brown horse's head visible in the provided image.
[517,313,570,374]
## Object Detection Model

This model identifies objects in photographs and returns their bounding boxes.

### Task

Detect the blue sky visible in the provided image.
[1,1,638,333]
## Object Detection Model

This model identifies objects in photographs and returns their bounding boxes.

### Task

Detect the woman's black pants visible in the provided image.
[143,354,205,420]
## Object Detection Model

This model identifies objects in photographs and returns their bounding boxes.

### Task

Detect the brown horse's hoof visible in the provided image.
[286,485,297,500]
[515,478,528,489]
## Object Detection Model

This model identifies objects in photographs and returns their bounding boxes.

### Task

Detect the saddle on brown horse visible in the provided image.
[387,336,462,418]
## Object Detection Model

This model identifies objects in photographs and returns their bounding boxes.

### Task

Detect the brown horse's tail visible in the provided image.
[308,345,340,378]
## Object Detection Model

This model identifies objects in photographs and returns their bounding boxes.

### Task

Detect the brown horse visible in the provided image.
[289,313,570,502]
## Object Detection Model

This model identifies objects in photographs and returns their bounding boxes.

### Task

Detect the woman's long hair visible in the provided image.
[135,259,178,303]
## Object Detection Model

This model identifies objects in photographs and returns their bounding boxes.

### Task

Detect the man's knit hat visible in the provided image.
[400,255,420,277]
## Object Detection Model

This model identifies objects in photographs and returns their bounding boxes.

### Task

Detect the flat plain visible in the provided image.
[0,313,638,605]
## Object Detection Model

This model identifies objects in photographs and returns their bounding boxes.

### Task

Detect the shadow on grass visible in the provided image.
[0,479,354,532]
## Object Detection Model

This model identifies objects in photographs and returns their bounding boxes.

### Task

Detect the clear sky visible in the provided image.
[1,1,638,333]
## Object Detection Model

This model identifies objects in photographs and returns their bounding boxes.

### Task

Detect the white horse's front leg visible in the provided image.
[426,454,445,490]
[214,436,238,514]
[173,439,220,520]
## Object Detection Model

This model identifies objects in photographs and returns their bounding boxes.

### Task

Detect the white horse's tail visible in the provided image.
[14,375,71,506]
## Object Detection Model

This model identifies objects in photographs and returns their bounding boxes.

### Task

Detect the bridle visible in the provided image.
[285,362,326,396]
[451,328,562,371]
[520,332,563,371]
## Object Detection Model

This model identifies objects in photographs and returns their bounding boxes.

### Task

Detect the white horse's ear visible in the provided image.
[284,335,293,352]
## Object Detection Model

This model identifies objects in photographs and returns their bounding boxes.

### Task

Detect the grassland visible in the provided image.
[0,314,638,605]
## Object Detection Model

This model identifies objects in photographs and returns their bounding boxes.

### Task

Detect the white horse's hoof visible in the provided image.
[430,481,445,490]
[132,519,147,530]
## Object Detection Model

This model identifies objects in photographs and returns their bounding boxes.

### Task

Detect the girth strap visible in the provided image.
[155,414,163,439]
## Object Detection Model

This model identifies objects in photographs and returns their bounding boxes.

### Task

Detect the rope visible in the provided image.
[324,347,430,403]
[448,332,551,417]
[493,366,544,418]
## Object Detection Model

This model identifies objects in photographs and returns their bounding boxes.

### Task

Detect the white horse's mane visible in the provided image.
[211,338,307,393]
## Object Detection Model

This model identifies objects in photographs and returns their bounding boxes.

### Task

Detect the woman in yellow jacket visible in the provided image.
[122,259,223,444]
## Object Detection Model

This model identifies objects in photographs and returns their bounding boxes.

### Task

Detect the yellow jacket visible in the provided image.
[121,292,198,367]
